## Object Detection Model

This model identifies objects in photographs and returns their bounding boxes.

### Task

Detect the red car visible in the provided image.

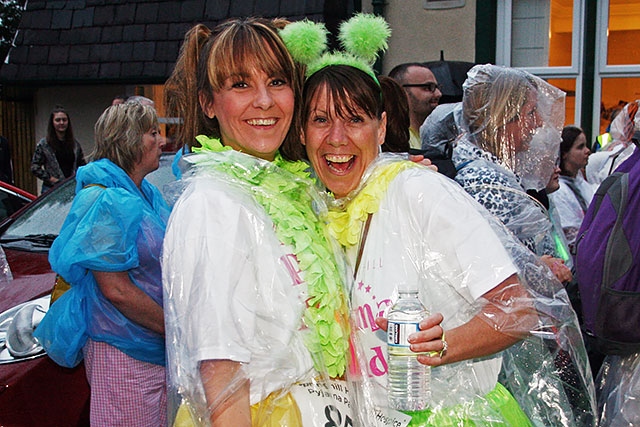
[0,180,36,222]
[0,155,175,426]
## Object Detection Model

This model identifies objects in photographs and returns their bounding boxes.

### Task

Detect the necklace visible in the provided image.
[327,160,419,248]
[191,136,350,378]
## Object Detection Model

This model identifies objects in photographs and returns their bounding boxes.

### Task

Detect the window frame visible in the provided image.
[495,0,585,126]
[592,0,640,138]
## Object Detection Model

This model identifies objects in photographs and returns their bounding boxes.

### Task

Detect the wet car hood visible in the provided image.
[0,249,54,314]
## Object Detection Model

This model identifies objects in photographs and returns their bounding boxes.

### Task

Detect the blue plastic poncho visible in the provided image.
[35,159,170,367]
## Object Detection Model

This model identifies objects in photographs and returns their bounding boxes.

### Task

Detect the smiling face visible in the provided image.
[303,85,386,198]
[201,69,294,161]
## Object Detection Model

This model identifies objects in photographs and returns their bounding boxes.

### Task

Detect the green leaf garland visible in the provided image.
[190,136,350,378]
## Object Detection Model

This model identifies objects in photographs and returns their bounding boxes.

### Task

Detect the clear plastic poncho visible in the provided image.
[586,100,640,185]
[328,154,596,426]
[162,140,353,427]
[596,352,640,427]
[452,65,566,258]
[460,64,565,192]
[419,102,463,157]
[453,136,558,257]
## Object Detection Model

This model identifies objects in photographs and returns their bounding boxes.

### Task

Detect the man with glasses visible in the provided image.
[389,63,442,149]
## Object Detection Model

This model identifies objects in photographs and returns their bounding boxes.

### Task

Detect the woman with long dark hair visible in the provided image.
[30,105,85,193]
[549,125,596,248]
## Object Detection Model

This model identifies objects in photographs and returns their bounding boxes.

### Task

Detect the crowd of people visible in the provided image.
[31,13,640,427]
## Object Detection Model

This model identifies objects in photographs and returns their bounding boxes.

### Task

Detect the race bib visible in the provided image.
[290,378,354,427]
[371,407,412,427]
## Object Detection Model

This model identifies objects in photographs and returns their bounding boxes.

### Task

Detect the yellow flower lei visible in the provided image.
[191,135,350,378]
[327,160,420,248]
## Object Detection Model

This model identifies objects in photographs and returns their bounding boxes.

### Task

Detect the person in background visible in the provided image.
[34,102,170,426]
[0,135,14,184]
[544,162,573,266]
[419,102,462,158]
[549,125,596,250]
[452,64,572,284]
[30,105,85,193]
[378,75,410,153]
[127,95,155,107]
[575,139,640,427]
[592,107,623,152]
[388,63,442,149]
[586,100,640,186]
[111,94,127,106]
[377,75,443,174]
[544,160,583,321]
[417,101,461,179]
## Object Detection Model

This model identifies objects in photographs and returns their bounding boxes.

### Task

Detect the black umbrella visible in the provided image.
[423,51,475,104]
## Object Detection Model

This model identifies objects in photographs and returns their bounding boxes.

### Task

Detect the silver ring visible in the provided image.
[439,335,448,358]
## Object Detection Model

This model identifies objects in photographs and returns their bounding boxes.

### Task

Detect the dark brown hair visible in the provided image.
[379,75,410,153]
[302,65,384,133]
[46,105,75,146]
[560,125,584,174]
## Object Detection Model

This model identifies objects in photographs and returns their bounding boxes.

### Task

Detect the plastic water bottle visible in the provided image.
[387,288,430,411]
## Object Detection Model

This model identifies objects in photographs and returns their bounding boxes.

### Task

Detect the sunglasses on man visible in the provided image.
[401,82,441,93]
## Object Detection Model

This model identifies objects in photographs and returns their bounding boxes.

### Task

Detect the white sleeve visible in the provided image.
[163,178,261,364]
[400,169,518,300]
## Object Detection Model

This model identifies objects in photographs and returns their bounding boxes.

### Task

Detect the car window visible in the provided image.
[0,190,31,222]
[0,179,75,252]
[0,153,177,253]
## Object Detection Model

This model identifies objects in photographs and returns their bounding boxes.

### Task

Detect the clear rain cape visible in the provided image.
[330,154,596,427]
[162,139,353,427]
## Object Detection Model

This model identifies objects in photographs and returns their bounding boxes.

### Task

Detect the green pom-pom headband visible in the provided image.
[279,13,391,83]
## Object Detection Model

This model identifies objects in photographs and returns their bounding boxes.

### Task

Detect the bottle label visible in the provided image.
[387,321,419,347]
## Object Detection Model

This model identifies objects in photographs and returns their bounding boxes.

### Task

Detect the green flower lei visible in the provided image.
[327,160,420,248]
[191,136,350,378]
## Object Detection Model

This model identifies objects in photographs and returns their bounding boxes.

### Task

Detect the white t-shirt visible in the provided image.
[163,176,315,408]
[347,166,518,409]
[549,174,597,246]
[586,144,634,186]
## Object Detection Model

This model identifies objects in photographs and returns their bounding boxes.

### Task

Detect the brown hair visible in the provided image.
[379,75,410,153]
[164,17,304,161]
[302,65,384,139]
[560,125,584,174]
[92,102,158,173]
[46,105,75,146]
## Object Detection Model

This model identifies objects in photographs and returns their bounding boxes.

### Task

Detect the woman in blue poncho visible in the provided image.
[35,102,171,426]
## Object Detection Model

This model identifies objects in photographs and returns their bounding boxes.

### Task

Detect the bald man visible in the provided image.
[389,63,442,149]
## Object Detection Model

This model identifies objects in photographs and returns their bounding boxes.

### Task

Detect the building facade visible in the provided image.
[1,0,639,192]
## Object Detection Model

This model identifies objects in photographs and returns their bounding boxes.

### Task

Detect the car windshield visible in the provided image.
[0,179,75,252]
[0,153,176,252]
